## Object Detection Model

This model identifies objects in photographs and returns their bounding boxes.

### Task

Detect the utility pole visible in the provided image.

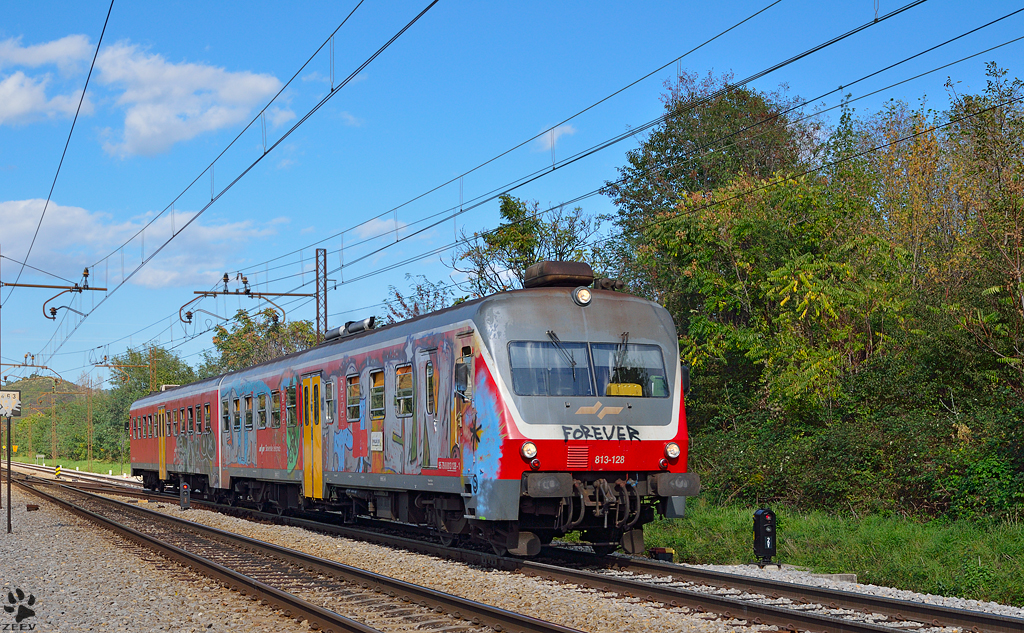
[316,248,327,343]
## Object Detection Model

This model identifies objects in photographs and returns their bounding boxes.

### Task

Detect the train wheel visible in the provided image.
[491,543,508,556]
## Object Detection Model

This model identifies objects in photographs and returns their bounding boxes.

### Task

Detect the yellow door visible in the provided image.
[157,408,167,480]
[302,375,324,499]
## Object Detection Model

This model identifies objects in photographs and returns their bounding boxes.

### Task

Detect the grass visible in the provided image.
[14,457,131,477]
[645,497,1024,606]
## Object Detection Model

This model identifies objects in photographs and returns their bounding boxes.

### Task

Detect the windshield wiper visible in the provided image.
[546,330,577,381]
[613,331,630,379]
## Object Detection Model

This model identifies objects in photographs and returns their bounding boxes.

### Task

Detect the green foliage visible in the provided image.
[207,308,316,373]
[646,498,1024,604]
[453,194,599,297]
[602,70,820,295]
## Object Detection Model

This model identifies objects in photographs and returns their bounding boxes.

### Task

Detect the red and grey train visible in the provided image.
[129,261,699,555]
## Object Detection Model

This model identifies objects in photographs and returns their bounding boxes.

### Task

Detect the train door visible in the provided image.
[301,373,324,499]
[418,350,438,469]
[452,333,475,461]
[157,407,167,480]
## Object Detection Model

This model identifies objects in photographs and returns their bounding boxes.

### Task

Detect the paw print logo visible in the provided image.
[4,588,36,623]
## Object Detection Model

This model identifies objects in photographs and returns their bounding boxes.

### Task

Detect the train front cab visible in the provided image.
[478,284,701,555]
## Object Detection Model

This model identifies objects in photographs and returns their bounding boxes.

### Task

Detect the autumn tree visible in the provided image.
[602,70,821,297]
[379,273,453,324]
[452,194,599,297]
[204,308,316,374]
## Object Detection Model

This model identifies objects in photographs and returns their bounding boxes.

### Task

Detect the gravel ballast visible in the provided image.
[0,486,309,632]
[685,562,1024,619]
[136,500,747,632]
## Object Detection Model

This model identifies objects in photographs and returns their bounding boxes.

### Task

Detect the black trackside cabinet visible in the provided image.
[753,508,777,560]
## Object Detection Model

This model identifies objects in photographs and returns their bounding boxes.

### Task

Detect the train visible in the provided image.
[129,261,700,556]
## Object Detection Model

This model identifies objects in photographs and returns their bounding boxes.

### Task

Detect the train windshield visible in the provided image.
[591,343,669,398]
[509,341,594,396]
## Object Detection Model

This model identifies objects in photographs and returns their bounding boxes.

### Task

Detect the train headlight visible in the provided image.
[572,287,592,306]
[664,442,681,459]
[520,441,538,460]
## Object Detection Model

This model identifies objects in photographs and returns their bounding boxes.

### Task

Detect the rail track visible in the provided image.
[38,475,1023,633]
[14,475,580,633]
[9,460,142,488]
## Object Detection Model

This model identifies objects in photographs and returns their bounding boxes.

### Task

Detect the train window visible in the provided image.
[286,387,297,427]
[233,398,241,431]
[395,365,413,417]
[425,362,435,415]
[244,395,254,430]
[221,399,230,431]
[508,341,595,397]
[590,343,669,398]
[271,390,281,428]
[172,409,179,436]
[257,393,267,429]
[346,375,360,422]
[369,371,385,420]
[204,403,211,434]
[312,383,321,426]
[147,415,152,438]
[180,408,186,434]
[188,406,195,434]
[454,351,473,400]
[324,380,334,425]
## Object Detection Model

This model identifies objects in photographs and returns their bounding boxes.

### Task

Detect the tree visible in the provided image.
[104,346,198,463]
[379,273,453,324]
[452,194,599,297]
[602,70,820,296]
[207,308,316,373]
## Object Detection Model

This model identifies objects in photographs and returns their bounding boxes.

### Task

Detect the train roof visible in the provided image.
[132,286,667,408]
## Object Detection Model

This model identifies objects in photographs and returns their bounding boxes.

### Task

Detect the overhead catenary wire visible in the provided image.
[35,0,440,365]
[235,0,936,284]
[43,4,1019,372]
[232,0,790,277]
[67,84,1024,382]
[33,0,789,364]
[2,0,115,307]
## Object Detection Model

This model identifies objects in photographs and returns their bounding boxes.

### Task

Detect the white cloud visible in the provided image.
[96,41,282,156]
[338,111,362,127]
[267,105,294,127]
[534,124,576,151]
[0,35,92,125]
[352,217,408,241]
[0,71,85,124]
[0,35,91,72]
[0,199,281,288]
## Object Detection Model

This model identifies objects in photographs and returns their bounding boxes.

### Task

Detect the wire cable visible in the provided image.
[2,0,115,307]
[36,0,439,364]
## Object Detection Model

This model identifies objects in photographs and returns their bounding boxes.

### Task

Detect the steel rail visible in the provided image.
[10,461,141,488]
[15,479,380,633]
[18,479,582,633]
[38,475,1019,633]
[519,559,901,633]
[542,548,1023,633]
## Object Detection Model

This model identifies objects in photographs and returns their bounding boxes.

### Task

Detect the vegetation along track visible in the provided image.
[40,476,1024,633]
[15,476,581,633]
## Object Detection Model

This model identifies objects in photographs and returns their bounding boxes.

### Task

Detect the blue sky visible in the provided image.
[1,0,1022,385]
